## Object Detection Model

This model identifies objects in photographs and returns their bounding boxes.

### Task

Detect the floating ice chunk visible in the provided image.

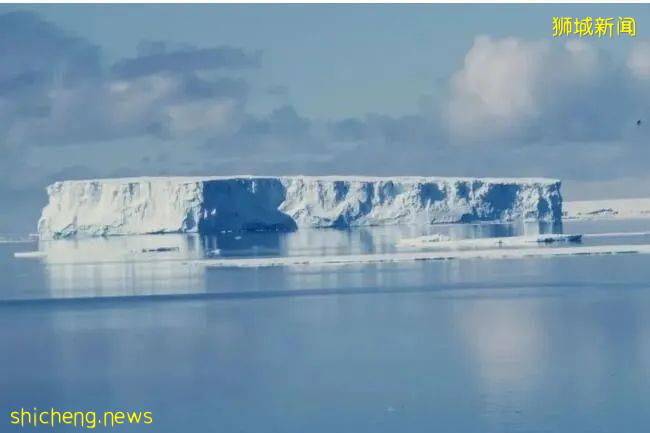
[396,233,452,248]
[140,247,180,253]
[535,234,582,243]
[197,243,650,268]
[397,234,582,250]
[14,251,47,258]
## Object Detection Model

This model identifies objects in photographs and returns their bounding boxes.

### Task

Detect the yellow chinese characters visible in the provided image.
[553,16,636,37]
[574,17,593,37]
[595,17,614,37]
[553,17,573,36]
[618,17,636,36]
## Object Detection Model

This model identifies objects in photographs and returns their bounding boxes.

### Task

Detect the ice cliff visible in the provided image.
[38,176,562,239]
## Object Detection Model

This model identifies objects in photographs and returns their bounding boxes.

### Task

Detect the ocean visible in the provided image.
[3,219,650,432]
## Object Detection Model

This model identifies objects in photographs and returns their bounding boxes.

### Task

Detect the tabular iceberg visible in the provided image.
[37,176,562,239]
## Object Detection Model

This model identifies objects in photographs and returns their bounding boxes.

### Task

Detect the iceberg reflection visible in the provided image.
[17,221,558,301]
[40,235,207,299]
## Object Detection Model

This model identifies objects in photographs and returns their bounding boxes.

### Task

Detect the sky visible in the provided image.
[1,4,650,232]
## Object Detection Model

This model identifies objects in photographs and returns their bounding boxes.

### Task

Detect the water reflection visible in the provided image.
[24,223,548,300]
[456,299,545,409]
[4,219,650,432]
[36,221,561,262]
[4,219,647,302]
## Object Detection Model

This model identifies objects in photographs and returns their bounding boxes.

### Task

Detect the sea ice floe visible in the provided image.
[197,243,650,269]
[564,198,650,220]
[396,234,582,249]
[13,251,47,259]
[582,231,650,238]
[140,247,180,253]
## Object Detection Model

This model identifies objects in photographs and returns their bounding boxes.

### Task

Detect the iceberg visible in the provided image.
[38,175,562,239]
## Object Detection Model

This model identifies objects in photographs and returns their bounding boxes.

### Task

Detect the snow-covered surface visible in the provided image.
[197,243,650,268]
[397,233,582,249]
[38,175,562,239]
[564,198,650,220]
[13,251,47,258]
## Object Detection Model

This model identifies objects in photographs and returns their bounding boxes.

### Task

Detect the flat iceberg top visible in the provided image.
[51,174,561,186]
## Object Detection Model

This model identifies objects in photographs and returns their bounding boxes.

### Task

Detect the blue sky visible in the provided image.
[1,4,650,231]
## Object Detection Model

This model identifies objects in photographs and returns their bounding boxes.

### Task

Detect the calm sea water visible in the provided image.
[3,219,650,432]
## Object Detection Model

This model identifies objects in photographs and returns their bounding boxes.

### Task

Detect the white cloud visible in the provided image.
[164,99,241,135]
[3,73,245,146]
[627,41,650,79]
[0,12,257,148]
[446,36,547,140]
[451,37,546,119]
[445,36,622,143]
